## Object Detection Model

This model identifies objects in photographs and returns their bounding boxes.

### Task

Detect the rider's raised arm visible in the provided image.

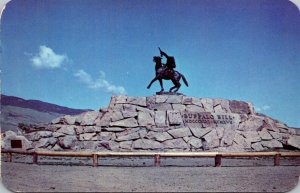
[159,47,169,58]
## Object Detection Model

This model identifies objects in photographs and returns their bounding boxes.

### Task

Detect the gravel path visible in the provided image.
[1,161,300,192]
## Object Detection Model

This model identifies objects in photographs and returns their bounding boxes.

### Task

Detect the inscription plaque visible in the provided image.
[181,112,238,125]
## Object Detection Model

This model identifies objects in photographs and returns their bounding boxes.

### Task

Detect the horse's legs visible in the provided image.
[159,79,164,92]
[173,82,181,92]
[169,79,177,92]
[147,77,159,89]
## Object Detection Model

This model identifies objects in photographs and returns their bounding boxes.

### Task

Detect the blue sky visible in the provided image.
[1,0,300,127]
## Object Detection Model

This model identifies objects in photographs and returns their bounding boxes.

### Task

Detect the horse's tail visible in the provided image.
[180,73,189,87]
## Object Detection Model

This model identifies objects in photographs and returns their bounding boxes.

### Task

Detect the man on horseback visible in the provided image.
[147,47,189,93]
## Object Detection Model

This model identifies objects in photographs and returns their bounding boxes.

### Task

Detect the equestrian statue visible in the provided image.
[147,47,188,93]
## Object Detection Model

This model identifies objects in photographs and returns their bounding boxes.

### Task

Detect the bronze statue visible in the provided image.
[147,47,188,93]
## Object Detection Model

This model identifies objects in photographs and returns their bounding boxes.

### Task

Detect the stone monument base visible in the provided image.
[2,94,300,152]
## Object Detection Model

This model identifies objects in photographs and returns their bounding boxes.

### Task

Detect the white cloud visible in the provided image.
[255,105,271,112]
[31,45,68,69]
[74,69,126,94]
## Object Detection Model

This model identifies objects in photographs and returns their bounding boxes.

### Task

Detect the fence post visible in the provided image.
[8,152,12,162]
[33,152,38,164]
[274,153,280,166]
[215,154,222,167]
[154,154,160,167]
[93,154,98,167]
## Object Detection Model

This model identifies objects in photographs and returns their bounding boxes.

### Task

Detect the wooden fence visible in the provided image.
[2,150,300,167]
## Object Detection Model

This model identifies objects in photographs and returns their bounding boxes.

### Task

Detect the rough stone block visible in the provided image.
[110,118,138,127]
[203,129,219,149]
[111,111,124,122]
[187,136,202,148]
[220,129,236,146]
[115,95,127,103]
[95,112,111,127]
[190,127,212,138]
[102,127,125,132]
[127,97,147,107]
[168,127,192,138]
[182,96,193,105]
[155,95,168,103]
[78,111,99,125]
[201,98,214,112]
[261,140,283,149]
[138,112,155,126]
[59,135,77,149]
[119,141,133,149]
[155,111,167,127]
[287,136,300,149]
[146,131,173,142]
[234,133,251,149]
[251,142,265,151]
[186,105,205,112]
[258,129,273,140]
[163,138,190,149]
[79,133,96,141]
[166,95,183,103]
[122,111,138,118]
[133,139,163,149]
[229,100,251,114]
[57,125,75,135]
[242,131,261,143]
[172,104,186,111]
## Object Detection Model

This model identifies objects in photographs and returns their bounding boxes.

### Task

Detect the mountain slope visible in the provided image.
[1,95,91,132]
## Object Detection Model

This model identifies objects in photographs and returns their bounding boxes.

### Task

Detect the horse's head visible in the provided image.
[153,56,162,64]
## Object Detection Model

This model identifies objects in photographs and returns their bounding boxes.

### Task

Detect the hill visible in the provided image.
[1,95,90,132]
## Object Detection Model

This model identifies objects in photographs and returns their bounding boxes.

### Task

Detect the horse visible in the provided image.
[147,56,189,93]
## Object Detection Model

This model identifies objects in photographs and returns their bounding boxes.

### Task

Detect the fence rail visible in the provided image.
[2,149,300,167]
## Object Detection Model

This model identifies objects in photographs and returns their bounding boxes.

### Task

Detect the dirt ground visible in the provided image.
[1,155,300,192]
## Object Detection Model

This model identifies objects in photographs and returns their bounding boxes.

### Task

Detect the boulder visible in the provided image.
[287,136,300,149]
[187,136,202,148]
[155,111,167,127]
[242,131,261,143]
[203,129,219,149]
[201,98,214,112]
[111,111,124,122]
[79,111,100,125]
[110,118,138,127]
[79,133,96,141]
[234,133,251,149]
[220,129,236,146]
[36,137,57,148]
[166,95,183,104]
[190,127,213,138]
[151,103,173,111]
[229,100,251,114]
[261,140,283,149]
[186,105,205,112]
[167,127,192,138]
[119,141,133,149]
[138,112,155,126]
[52,132,65,138]
[146,131,173,142]
[59,135,77,149]
[57,125,75,135]
[258,129,273,140]
[156,95,168,103]
[133,139,163,149]
[116,130,140,141]
[114,95,127,103]
[191,97,202,106]
[102,127,125,132]
[127,97,147,107]
[163,138,190,149]
[62,115,77,125]
[251,142,265,151]
[172,104,186,111]
[122,111,138,118]
[95,112,111,127]
[182,96,193,105]
[98,132,115,141]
